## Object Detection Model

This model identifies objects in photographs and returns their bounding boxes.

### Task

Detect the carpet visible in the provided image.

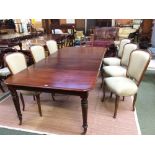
[0,78,139,135]
[0,91,10,102]
[136,70,155,134]
[0,126,42,135]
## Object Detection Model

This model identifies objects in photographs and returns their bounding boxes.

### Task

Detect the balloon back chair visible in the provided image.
[103,43,138,77]
[30,45,46,63]
[5,52,42,116]
[102,49,151,118]
[46,40,58,55]
[103,39,131,66]
[30,45,55,101]
[101,43,137,87]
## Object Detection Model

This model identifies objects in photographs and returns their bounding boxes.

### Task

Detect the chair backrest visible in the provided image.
[30,45,45,63]
[121,43,138,66]
[5,52,27,75]
[127,50,151,85]
[118,39,131,58]
[46,40,58,55]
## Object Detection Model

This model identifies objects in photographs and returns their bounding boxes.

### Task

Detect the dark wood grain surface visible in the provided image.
[28,34,69,46]
[6,47,105,91]
[5,46,106,134]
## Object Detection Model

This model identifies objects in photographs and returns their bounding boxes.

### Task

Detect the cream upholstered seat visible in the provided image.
[46,40,58,55]
[30,45,46,63]
[103,43,138,77]
[5,52,42,116]
[31,45,56,101]
[103,66,127,77]
[103,57,121,66]
[104,77,138,96]
[102,50,151,118]
[103,39,131,66]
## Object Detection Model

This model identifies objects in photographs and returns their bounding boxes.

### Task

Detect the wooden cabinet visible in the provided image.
[140,19,153,41]
[75,19,85,31]
[96,19,112,27]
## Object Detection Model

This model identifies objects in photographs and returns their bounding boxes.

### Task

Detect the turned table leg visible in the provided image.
[81,93,88,134]
[8,86,22,125]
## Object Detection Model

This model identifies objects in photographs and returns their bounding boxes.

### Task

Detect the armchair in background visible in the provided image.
[86,27,118,47]
[117,27,137,40]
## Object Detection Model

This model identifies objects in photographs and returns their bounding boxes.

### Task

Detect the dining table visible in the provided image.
[5,46,106,134]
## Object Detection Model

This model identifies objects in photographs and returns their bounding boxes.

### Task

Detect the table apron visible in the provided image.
[7,84,89,97]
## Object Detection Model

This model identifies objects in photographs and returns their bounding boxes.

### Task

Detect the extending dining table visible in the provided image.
[5,46,106,134]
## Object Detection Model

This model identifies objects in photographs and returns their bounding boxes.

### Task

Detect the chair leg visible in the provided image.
[122,96,125,101]
[35,94,42,117]
[33,95,36,101]
[19,93,25,111]
[110,92,113,98]
[0,83,5,92]
[100,70,104,88]
[51,93,55,101]
[102,81,106,102]
[113,95,120,118]
[132,93,137,111]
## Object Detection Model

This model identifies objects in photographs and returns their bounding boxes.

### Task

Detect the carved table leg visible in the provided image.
[81,93,88,134]
[8,86,22,125]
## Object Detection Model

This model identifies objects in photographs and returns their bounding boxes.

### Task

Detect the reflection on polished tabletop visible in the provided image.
[5,46,106,134]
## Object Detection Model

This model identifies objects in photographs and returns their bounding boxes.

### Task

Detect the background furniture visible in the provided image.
[117,27,137,40]
[74,31,85,46]
[115,19,133,27]
[139,19,153,42]
[51,24,75,47]
[86,27,118,47]
[0,32,44,51]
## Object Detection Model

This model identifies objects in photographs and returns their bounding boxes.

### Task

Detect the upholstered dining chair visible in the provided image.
[46,40,58,55]
[103,39,131,66]
[5,52,42,116]
[103,43,138,77]
[30,45,46,63]
[102,50,151,118]
[30,45,55,101]
[101,43,137,87]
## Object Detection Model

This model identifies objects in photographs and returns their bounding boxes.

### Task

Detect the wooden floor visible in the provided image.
[0,78,139,135]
